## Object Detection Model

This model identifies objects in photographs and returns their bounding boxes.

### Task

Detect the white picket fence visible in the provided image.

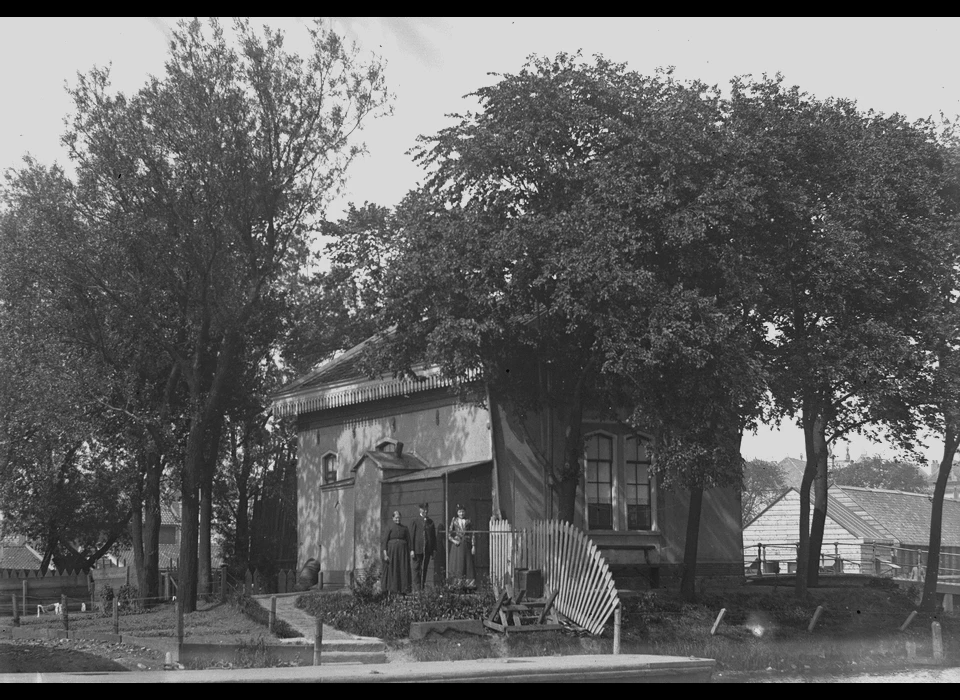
[489,517,619,636]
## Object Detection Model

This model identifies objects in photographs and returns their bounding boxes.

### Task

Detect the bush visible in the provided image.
[296,582,497,640]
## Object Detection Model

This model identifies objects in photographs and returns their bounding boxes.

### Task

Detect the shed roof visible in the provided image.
[382,460,492,484]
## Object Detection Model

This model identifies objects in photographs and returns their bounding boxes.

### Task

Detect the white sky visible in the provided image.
[2,17,958,469]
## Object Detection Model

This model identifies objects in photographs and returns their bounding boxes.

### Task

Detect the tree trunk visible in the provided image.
[920,421,959,612]
[680,482,705,602]
[130,489,146,596]
[795,411,821,598]
[806,428,830,588]
[556,399,585,524]
[142,448,162,603]
[178,418,204,612]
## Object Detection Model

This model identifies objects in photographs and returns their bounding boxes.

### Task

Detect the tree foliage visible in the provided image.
[832,455,929,493]
[2,18,389,608]
[741,459,788,526]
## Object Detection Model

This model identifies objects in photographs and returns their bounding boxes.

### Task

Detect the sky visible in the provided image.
[2,17,959,469]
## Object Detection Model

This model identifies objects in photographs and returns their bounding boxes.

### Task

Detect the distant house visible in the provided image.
[116,502,223,574]
[270,334,745,591]
[744,485,960,578]
[0,533,42,570]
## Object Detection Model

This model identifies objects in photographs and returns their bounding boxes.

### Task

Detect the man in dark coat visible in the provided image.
[409,502,437,591]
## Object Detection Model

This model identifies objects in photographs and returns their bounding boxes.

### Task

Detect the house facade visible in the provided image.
[271,338,744,590]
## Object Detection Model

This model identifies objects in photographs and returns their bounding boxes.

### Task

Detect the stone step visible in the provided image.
[316,650,388,664]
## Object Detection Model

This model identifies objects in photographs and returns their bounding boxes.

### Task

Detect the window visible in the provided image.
[585,434,614,530]
[624,436,652,530]
[583,431,656,531]
[322,452,338,484]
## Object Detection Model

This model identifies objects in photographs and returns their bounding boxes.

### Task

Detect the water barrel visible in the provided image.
[297,558,321,591]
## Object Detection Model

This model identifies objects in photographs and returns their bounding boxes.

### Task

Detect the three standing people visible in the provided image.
[409,502,437,591]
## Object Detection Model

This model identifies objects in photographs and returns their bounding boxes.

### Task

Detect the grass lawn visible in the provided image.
[300,578,960,677]
[8,598,283,643]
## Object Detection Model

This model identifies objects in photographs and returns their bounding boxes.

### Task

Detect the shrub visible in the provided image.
[296,582,497,640]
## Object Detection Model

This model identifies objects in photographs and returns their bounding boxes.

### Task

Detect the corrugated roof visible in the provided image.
[383,461,492,484]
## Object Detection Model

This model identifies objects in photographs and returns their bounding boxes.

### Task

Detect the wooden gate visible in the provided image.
[489,517,619,636]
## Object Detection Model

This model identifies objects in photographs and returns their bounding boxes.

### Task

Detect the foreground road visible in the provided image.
[717,666,960,683]
[0,654,714,683]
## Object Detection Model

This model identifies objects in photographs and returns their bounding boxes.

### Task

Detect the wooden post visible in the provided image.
[269,596,277,634]
[900,610,918,632]
[944,594,954,613]
[220,566,227,602]
[932,621,943,663]
[89,574,96,614]
[176,599,184,645]
[613,605,621,654]
[21,580,27,618]
[164,572,171,601]
[807,605,824,632]
[61,594,69,633]
[112,597,119,635]
[711,608,727,635]
[313,616,323,666]
[12,595,19,627]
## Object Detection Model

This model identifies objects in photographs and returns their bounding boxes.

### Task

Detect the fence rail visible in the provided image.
[743,541,960,581]
[489,517,619,636]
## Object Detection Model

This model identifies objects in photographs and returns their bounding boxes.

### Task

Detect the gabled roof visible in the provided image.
[835,486,960,547]
[778,457,807,489]
[269,332,480,418]
[351,450,429,473]
[745,484,960,547]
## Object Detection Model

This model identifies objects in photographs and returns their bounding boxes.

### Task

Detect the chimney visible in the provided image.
[395,441,404,457]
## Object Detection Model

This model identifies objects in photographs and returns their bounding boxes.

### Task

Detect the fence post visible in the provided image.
[807,605,824,632]
[176,598,184,646]
[61,594,69,633]
[89,573,96,613]
[313,616,323,666]
[932,621,944,663]
[711,608,727,635]
[113,597,119,635]
[757,543,763,576]
[899,610,918,632]
[613,604,621,654]
[22,580,27,618]
[12,594,19,627]
[220,566,227,602]
[270,596,277,634]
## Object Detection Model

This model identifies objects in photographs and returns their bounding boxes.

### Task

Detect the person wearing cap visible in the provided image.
[410,502,437,591]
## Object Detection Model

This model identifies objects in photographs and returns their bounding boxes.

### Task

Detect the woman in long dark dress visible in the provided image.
[447,505,475,588]
[381,510,412,594]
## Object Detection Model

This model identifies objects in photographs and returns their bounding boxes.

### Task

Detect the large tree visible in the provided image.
[7,18,389,610]
[339,55,756,525]
[726,76,947,595]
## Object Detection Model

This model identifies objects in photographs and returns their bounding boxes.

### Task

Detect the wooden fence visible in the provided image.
[489,517,620,636]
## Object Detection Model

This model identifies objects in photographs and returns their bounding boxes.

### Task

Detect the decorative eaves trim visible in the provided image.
[271,366,480,418]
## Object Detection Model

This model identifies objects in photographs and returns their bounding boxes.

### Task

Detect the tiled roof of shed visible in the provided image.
[834,486,960,548]
[0,544,42,570]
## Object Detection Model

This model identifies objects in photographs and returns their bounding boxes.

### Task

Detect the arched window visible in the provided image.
[321,452,338,485]
[624,436,653,530]
[585,433,614,530]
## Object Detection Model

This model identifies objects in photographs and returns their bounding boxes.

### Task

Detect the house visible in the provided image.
[743,485,960,577]
[116,502,223,575]
[270,336,744,590]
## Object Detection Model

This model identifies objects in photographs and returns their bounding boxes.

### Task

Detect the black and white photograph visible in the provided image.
[0,17,959,683]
